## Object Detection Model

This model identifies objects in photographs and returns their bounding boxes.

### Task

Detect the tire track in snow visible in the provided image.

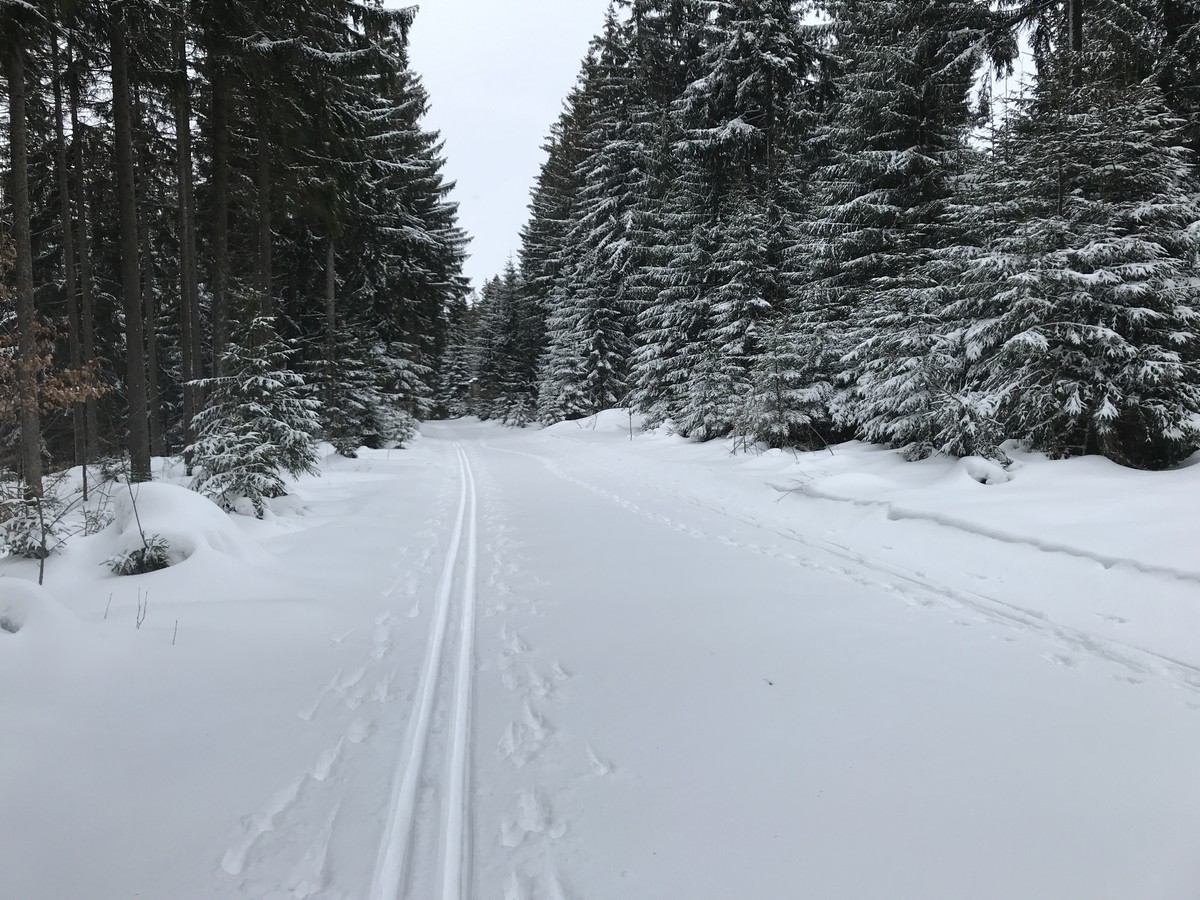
[368,442,479,900]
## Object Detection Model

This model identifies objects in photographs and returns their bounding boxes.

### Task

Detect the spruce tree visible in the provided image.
[189,317,321,515]
[805,0,993,456]
[953,61,1200,468]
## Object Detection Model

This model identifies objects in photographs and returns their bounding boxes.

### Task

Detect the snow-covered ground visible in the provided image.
[3,416,1199,899]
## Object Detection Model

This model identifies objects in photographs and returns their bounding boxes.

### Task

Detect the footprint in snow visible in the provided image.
[585,743,614,777]
[221,779,305,875]
[309,740,343,782]
[338,665,367,692]
[499,702,555,767]
[501,789,567,849]
[1042,653,1079,669]
[372,673,393,704]
[287,804,339,899]
[550,660,572,681]
[347,718,371,743]
[372,622,392,660]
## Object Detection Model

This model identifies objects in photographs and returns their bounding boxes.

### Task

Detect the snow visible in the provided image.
[103,480,265,566]
[3,419,1200,899]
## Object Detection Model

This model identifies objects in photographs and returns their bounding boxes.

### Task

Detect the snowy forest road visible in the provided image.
[417,420,1200,900]
[5,419,1200,900]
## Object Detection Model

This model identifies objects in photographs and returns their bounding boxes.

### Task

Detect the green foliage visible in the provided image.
[107,534,171,576]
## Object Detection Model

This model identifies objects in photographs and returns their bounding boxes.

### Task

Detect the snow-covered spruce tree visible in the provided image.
[539,247,631,422]
[434,293,475,418]
[803,0,995,457]
[674,196,772,437]
[631,157,718,430]
[949,56,1200,469]
[316,322,418,456]
[640,0,817,439]
[189,317,321,515]
[738,316,835,449]
[472,265,540,424]
[538,7,638,423]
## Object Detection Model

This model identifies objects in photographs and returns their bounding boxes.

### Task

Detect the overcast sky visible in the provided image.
[403,1,613,291]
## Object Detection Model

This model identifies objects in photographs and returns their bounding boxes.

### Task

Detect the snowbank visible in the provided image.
[0,578,83,641]
[539,410,1200,581]
[103,481,264,567]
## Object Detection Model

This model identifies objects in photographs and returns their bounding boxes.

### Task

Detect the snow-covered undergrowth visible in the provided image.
[102,480,264,569]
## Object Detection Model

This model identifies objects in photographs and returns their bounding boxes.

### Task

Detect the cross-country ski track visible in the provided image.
[3,417,1200,900]
[369,443,479,900]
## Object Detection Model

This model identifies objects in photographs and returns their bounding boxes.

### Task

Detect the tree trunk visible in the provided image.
[175,14,202,468]
[135,85,165,457]
[112,8,152,482]
[6,37,43,497]
[209,32,232,374]
[51,28,84,467]
[325,238,337,408]
[1068,0,1085,88]
[69,41,99,466]
[256,93,273,318]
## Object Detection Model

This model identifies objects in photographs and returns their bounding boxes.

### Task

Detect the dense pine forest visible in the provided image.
[1,1,466,526]
[453,0,1200,470]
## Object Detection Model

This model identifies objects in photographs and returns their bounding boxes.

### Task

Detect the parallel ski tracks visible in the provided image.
[368,442,479,900]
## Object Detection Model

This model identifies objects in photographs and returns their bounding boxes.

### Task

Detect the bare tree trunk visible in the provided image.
[52,28,84,468]
[256,93,273,318]
[69,42,99,470]
[112,7,152,482]
[135,86,165,457]
[175,14,202,468]
[208,34,231,374]
[1068,0,1085,88]
[6,37,43,497]
[325,238,337,408]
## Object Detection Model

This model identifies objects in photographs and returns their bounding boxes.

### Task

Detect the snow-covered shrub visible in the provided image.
[105,482,254,566]
[189,317,321,516]
[107,534,171,576]
[0,488,66,560]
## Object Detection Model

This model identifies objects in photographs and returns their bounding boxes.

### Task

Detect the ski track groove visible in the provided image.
[368,442,479,900]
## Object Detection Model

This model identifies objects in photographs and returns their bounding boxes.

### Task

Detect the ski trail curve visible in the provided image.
[367,442,479,900]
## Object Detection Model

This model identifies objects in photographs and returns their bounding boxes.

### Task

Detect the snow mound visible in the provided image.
[544,408,646,437]
[0,578,82,640]
[106,482,259,567]
[955,456,1014,486]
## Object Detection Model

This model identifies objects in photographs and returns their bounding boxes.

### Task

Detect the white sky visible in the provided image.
[402,1,613,290]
